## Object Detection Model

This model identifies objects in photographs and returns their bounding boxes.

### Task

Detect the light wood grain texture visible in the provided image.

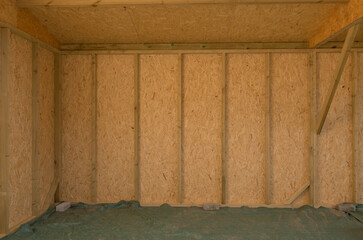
[178,53,184,203]
[97,55,135,202]
[317,25,359,134]
[38,47,55,213]
[54,53,61,202]
[226,54,266,204]
[17,0,348,7]
[31,42,40,217]
[358,52,363,204]
[61,55,93,202]
[221,53,227,204]
[0,27,10,235]
[91,54,97,203]
[316,52,353,206]
[265,53,271,205]
[29,5,339,44]
[270,53,310,205]
[183,54,223,203]
[285,181,310,205]
[139,54,179,203]
[134,54,140,201]
[309,0,362,48]
[9,32,33,228]
[309,51,317,207]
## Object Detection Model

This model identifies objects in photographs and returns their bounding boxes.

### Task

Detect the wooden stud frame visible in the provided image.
[309,51,317,207]
[352,51,359,203]
[91,54,98,203]
[134,54,140,201]
[31,42,40,216]
[54,54,61,202]
[0,27,10,236]
[265,53,271,205]
[221,53,227,204]
[178,53,184,203]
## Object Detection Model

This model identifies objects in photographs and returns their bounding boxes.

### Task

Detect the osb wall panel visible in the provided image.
[357,53,363,204]
[8,33,32,228]
[61,55,93,202]
[270,53,310,204]
[316,53,353,206]
[38,47,54,212]
[0,0,17,26]
[139,55,179,203]
[97,55,135,202]
[183,54,222,203]
[226,54,265,204]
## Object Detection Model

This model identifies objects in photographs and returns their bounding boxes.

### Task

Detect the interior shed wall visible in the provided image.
[226,54,266,204]
[97,55,135,202]
[60,55,93,202]
[5,32,56,231]
[139,54,179,203]
[270,53,310,205]
[316,53,353,206]
[59,51,363,206]
[8,33,32,229]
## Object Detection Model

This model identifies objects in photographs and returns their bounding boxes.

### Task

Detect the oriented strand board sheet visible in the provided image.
[38,47,54,212]
[183,54,222,203]
[226,54,265,204]
[316,53,353,206]
[29,4,339,44]
[0,0,17,26]
[270,53,310,204]
[8,33,32,228]
[97,55,135,202]
[139,55,179,203]
[61,55,93,202]
[358,53,363,204]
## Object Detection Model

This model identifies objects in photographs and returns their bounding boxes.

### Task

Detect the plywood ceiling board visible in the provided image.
[29,4,340,44]
[29,7,139,43]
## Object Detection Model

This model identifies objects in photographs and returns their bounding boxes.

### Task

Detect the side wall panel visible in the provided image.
[8,33,32,228]
[183,54,223,203]
[270,53,310,204]
[97,55,135,202]
[316,53,353,206]
[226,54,266,204]
[139,55,179,203]
[61,55,93,202]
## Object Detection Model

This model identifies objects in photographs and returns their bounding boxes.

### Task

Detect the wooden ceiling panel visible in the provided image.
[29,4,340,44]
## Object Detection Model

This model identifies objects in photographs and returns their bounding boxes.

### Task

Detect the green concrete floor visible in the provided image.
[2,201,363,240]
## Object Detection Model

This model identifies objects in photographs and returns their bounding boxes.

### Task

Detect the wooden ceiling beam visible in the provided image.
[309,0,363,48]
[17,0,348,8]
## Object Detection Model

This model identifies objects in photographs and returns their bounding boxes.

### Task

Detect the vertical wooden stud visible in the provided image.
[91,54,98,203]
[221,53,227,204]
[309,51,317,207]
[0,27,10,235]
[134,54,140,201]
[178,53,184,204]
[265,53,271,205]
[352,51,358,203]
[54,54,61,202]
[31,42,40,216]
